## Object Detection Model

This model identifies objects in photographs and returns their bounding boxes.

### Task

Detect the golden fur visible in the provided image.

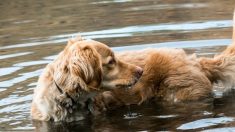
[92,10,235,112]
[31,37,143,121]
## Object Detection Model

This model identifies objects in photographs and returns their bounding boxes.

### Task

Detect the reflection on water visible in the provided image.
[177,117,234,130]
[0,0,235,131]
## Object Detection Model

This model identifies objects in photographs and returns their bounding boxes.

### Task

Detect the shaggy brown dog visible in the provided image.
[31,37,143,121]
[92,10,235,112]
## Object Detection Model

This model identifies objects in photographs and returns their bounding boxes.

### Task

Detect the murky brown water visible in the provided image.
[1,0,235,131]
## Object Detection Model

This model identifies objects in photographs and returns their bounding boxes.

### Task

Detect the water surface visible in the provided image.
[0,0,235,131]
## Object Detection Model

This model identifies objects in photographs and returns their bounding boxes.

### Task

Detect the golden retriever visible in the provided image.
[91,10,235,112]
[30,37,143,121]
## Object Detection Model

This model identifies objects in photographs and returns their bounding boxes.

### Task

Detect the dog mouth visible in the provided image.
[116,84,133,89]
[115,78,139,89]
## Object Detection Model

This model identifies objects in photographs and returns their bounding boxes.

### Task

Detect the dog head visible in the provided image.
[88,40,143,89]
[53,37,143,93]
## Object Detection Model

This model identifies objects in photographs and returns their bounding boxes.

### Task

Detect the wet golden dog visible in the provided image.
[92,10,235,112]
[31,37,143,121]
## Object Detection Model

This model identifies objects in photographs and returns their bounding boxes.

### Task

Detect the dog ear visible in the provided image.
[52,45,89,95]
[53,42,103,94]
[69,44,103,91]
[88,64,102,90]
[53,50,70,86]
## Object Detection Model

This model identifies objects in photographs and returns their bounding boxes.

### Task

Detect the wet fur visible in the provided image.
[31,37,142,121]
[92,10,235,111]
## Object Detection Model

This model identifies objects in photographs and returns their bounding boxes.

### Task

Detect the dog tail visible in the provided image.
[222,9,235,55]
[233,9,235,44]
[199,9,235,90]
[199,56,235,90]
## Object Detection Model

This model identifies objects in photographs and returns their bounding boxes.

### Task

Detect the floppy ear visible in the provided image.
[88,61,102,90]
[69,44,103,91]
[53,42,103,95]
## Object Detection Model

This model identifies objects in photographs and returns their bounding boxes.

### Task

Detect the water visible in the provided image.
[0,0,235,131]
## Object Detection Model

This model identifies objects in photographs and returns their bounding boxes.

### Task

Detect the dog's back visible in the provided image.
[91,9,235,112]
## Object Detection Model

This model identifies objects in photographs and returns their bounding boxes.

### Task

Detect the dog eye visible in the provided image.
[108,59,115,65]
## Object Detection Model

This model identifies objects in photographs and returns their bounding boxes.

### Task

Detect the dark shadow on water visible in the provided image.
[32,90,235,131]
[33,119,92,132]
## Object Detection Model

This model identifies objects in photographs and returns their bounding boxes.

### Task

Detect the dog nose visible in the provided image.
[136,67,143,78]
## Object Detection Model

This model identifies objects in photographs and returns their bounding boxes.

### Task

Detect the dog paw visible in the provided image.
[87,94,107,115]
[56,94,73,108]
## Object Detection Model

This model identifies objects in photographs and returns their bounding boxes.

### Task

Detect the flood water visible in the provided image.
[1,0,235,131]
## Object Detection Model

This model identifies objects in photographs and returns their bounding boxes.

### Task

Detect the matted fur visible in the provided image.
[92,10,235,111]
[31,37,143,121]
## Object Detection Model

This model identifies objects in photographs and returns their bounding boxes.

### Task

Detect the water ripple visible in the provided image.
[13,60,51,67]
[202,127,235,132]
[91,0,134,4]
[177,117,234,130]
[0,20,232,50]
[0,67,23,76]
[123,3,207,11]
[151,115,178,119]
[113,39,231,51]
[0,52,33,59]
[0,69,42,88]
[50,20,232,41]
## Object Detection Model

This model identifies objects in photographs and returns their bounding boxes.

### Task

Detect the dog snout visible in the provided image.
[135,66,143,79]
